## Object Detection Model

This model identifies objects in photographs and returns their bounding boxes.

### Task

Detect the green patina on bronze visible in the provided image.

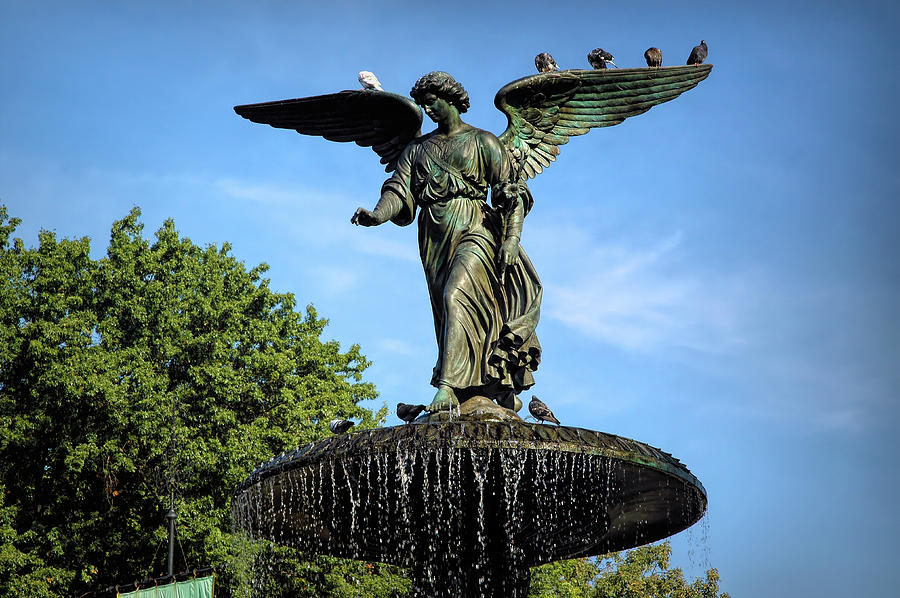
[234,64,713,414]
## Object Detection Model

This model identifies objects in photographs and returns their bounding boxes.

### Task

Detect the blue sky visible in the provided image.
[1,1,898,595]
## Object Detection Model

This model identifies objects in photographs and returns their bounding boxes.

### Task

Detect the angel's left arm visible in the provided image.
[484,134,533,280]
[485,134,533,244]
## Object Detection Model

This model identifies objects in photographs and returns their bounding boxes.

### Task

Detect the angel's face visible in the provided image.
[419,93,453,125]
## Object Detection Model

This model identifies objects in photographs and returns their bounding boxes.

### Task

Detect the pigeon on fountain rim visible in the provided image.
[529,395,560,425]
[329,418,355,434]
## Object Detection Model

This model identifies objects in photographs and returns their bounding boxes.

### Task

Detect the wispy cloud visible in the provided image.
[529,224,898,433]
[303,265,359,295]
[216,176,419,263]
[537,228,748,354]
[215,178,311,206]
[377,338,422,356]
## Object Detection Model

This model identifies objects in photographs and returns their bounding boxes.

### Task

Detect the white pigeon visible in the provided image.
[358,70,383,91]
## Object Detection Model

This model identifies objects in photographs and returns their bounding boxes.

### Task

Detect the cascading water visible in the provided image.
[232,414,706,597]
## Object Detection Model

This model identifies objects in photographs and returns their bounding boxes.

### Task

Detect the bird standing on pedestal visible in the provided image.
[588,48,616,69]
[686,40,708,65]
[529,395,560,425]
[644,47,663,68]
[534,52,560,73]
[397,403,427,424]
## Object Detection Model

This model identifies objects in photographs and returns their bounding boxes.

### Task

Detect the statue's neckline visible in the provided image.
[427,126,477,142]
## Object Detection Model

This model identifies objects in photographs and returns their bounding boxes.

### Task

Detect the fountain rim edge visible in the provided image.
[232,422,707,500]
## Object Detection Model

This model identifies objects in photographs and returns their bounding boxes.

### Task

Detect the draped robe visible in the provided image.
[381,125,542,399]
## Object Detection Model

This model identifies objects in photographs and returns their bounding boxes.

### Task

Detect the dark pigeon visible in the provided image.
[529,395,560,425]
[588,48,616,69]
[644,47,663,68]
[397,403,427,423]
[329,418,355,434]
[686,40,708,65]
[534,52,560,73]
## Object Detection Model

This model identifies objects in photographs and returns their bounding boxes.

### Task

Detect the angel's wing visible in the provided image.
[495,64,712,180]
[234,90,423,172]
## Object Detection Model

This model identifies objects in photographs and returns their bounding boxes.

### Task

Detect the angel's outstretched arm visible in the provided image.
[352,142,418,228]
[351,191,403,227]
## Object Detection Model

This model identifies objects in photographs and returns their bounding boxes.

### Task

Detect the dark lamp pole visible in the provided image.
[166,506,177,576]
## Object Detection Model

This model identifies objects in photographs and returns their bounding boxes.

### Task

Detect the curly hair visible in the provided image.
[410,71,470,114]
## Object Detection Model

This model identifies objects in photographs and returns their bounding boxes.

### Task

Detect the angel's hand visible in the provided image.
[351,207,383,227]
[498,236,520,284]
[499,182,523,200]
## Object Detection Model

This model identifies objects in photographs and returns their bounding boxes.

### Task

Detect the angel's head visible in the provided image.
[410,71,470,115]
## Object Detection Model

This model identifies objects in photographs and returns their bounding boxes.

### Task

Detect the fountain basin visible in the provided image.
[233,421,705,596]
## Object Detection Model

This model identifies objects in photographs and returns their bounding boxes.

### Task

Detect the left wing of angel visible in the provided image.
[234,90,422,172]
[495,64,712,180]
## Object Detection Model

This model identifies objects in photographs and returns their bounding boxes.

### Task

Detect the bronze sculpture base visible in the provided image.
[420,395,522,423]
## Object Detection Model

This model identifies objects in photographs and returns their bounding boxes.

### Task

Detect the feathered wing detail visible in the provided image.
[495,64,712,181]
[234,90,423,172]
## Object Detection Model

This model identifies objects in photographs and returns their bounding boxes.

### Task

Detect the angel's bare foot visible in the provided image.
[427,385,459,412]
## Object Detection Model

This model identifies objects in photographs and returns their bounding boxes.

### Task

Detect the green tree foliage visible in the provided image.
[529,556,602,597]
[0,206,404,597]
[237,547,409,598]
[529,542,729,598]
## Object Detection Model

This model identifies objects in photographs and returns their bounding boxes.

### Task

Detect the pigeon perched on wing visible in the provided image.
[644,47,663,68]
[529,395,560,425]
[397,403,427,423]
[534,52,560,73]
[686,40,708,65]
[588,48,616,69]
[329,418,355,434]
[358,70,383,91]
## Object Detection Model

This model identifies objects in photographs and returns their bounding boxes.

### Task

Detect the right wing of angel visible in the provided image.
[234,90,423,172]
[495,64,712,180]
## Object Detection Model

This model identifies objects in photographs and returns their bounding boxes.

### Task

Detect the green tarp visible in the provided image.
[117,574,214,598]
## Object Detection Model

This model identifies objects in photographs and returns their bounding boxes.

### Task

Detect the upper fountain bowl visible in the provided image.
[232,418,707,569]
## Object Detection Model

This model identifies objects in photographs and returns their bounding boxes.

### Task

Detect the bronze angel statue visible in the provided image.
[235,64,712,414]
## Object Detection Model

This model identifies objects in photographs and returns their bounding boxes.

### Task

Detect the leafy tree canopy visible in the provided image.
[530,542,730,598]
[0,206,398,596]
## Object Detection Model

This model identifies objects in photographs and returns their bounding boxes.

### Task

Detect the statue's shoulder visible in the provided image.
[397,133,430,160]
[470,126,498,141]
[469,127,504,156]
[461,126,500,148]
[408,131,438,149]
